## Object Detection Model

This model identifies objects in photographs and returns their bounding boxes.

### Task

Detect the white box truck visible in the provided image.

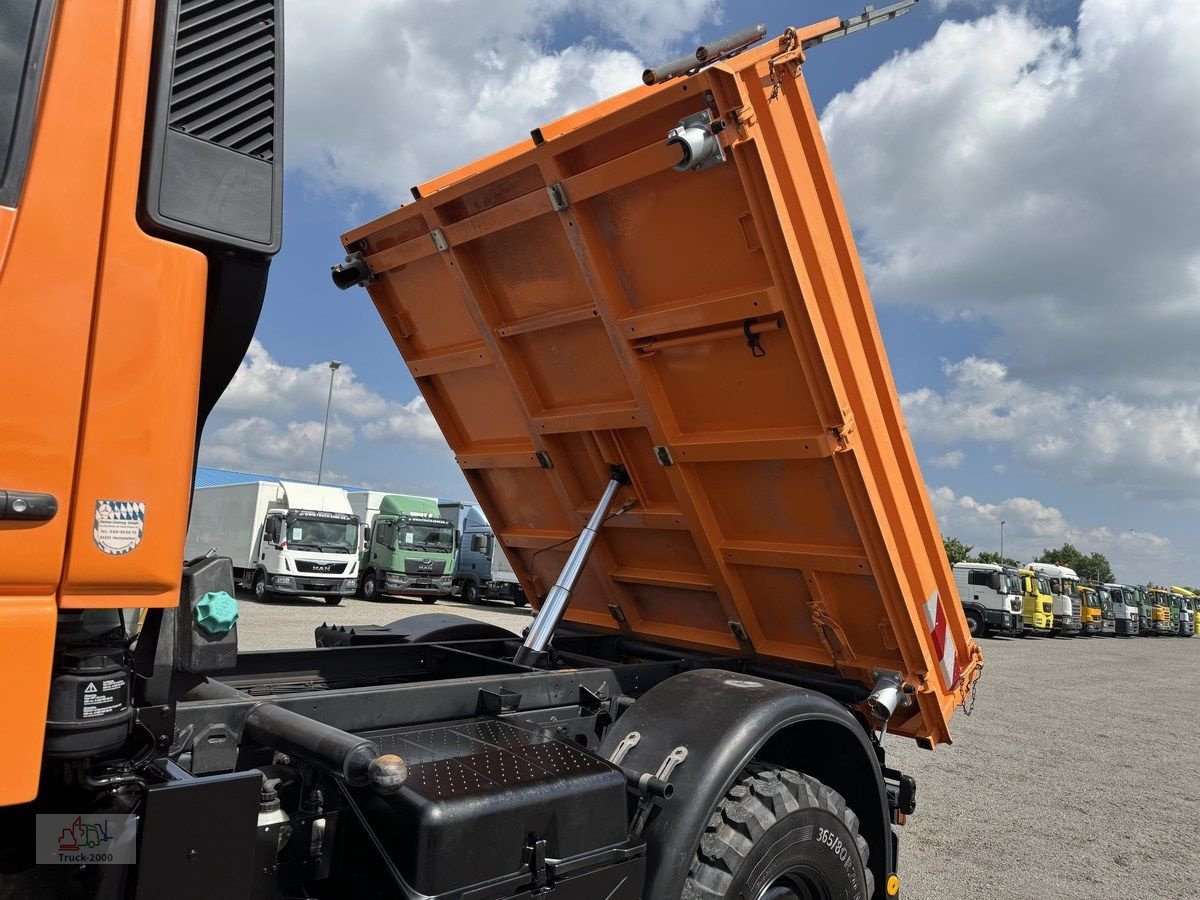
[185,481,360,605]
[485,538,528,607]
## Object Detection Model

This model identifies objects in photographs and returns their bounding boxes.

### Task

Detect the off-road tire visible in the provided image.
[683,764,875,900]
[462,582,479,605]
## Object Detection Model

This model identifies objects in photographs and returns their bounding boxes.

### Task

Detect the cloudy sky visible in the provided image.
[198,0,1200,584]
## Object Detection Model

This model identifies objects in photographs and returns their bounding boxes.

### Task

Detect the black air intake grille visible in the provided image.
[169,0,276,160]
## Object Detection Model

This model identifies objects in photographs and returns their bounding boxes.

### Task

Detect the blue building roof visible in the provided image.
[194,466,365,492]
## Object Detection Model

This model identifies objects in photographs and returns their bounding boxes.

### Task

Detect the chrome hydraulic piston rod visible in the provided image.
[513,468,626,666]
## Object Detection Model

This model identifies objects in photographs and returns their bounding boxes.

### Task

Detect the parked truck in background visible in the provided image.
[1028,562,1082,636]
[1095,585,1116,635]
[1104,583,1140,636]
[1078,584,1102,636]
[952,561,1023,637]
[1146,586,1174,634]
[439,500,496,604]
[486,537,529,607]
[2,4,977,898]
[349,492,455,600]
[185,482,359,604]
[1170,587,1195,637]
[1020,568,1055,635]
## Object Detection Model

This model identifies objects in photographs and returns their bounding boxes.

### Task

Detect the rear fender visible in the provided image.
[597,668,890,898]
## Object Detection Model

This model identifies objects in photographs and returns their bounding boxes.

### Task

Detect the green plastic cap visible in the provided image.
[195,591,239,635]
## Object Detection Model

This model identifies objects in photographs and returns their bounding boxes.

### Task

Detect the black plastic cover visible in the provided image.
[178,555,239,673]
[315,613,517,647]
[140,0,282,254]
[361,719,630,894]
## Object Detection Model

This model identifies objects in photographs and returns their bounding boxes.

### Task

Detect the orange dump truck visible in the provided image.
[3,3,977,899]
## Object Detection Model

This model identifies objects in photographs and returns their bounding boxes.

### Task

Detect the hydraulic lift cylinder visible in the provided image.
[514,473,624,666]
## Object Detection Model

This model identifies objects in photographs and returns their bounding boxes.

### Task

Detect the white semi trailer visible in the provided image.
[185,481,360,605]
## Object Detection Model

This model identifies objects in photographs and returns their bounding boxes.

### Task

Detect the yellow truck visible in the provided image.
[1146,586,1174,634]
[1020,568,1054,635]
[1,3,976,898]
[1077,585,1103,636]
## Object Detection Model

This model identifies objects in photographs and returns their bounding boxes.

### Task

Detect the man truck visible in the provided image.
[1028,562,1082,636]
[1,3,978,898]
[1170,587,1195,637]
[185,481,360,604]
[348,492,455,601]
[952,562,1023,637]
[1020,568,1054,635]
[1077,584,1102,636]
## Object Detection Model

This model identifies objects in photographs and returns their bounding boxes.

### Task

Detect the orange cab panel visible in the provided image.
[344,33,979,745]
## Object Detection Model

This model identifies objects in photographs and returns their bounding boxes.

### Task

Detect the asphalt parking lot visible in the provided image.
[237,596,1200,900]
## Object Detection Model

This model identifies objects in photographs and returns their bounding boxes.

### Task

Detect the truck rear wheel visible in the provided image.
[684,765,874,900]
[512,593,528,608]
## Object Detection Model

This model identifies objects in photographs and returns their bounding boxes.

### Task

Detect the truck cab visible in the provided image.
[439,501,496,604]
[1020,568,1054,635]
[351,493,455,600]
[1105,583,1140,636]
[1095,586,1116,635]
[1028,562,1082,636]
[952,562,1023,637]
[1078,585,1103,636]
[256,507,360,601]
[1170,587,1195,637]
[1146,587,1173,634]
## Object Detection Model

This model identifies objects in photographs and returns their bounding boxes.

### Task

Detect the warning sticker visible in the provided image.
[93,500,145,556]
[77,676,128,720]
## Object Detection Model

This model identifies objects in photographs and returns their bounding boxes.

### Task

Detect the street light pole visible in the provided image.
[1000,520,1006,561]
[317,360,341,485]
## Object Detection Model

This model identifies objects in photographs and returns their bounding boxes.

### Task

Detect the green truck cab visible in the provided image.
[355,494,456,601]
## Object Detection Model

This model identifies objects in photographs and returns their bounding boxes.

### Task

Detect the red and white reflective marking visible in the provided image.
[922,590,962,690]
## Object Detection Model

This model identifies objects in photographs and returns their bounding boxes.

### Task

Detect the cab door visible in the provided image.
[0,1,127,804]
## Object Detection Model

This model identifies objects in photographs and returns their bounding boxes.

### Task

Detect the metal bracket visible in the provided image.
[608,603,628,626]
[546,182,569,211]
[535,450,554,470]
[728,620,749,642]
[653,445,674,466]
[430,228,449,252]
[631,746,688,835]
[608,730,641,767]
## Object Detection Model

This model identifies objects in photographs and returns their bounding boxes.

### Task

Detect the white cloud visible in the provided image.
[928,484,1179,583]
[903,356,1200,502]
[217,340,389,420]
[361,396,445,444]
[199,416,356,481]
[821,0,1200,398]
[284,0,722,204]
[200,341,448,481]
[929,449,965,469]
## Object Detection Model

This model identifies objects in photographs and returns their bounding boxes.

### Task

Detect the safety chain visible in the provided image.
[767,27,799,100]
[959,660,984,716]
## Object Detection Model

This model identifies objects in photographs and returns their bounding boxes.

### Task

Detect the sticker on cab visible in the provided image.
[93,500,145,556]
